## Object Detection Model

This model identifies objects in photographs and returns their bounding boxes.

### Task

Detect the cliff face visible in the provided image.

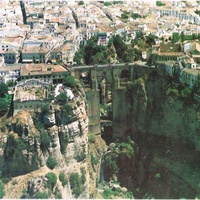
[0,84,106,199]
[126,70,200,148]
[108,69,200,199]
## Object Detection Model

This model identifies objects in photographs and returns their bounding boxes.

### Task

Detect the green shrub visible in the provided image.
[63,104,73,115]
[1,177,11,184]
[0,125,6,133]
[121,13,128,19]
[78,1,84,5]
[41,103,50,115]
[119,142,134,158]
[69,172,83,198]
[35,121,45,131]
[0,83,8,98]
[88,134,95,143]
[90,154,98,166]
[180,86,192,99]
[46,156,57,169]
[40,130,50,152]
[16,138,26,151]
[0,98,9,116]
[156,1,165,6]
[75,152,86,162]
[76,101,81,107]
[46,172,57,190]
[126,191,133,199]
[55,188,62,199]
[56,92,67,105]
[34,191,49,199]
[63,76,76,88]
[105,153,119,175]
[131,13,141,19]
[102,187,130,199]
[104,2,112,6]
[113,1,123,4]
[166,87,179,96]
[59,171,68,187]
[0,180,4,198]
[102,188,115,199]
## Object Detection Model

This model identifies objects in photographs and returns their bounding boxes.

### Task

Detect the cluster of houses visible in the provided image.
[151,40,200,88]
[0,0,200,74]
[1,0,200,101]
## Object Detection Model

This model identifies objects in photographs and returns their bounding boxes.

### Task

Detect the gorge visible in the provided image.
[0,63,200,198]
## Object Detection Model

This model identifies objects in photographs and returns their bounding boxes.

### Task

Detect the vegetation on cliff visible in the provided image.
[0,82,11,117]
[0,180,4,198]
[73,33,156,65]
[0,76,93,199]
[69,171,85,198]
[104,137,136,181]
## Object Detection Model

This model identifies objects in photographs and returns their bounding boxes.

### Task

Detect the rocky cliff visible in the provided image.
[103,68,200,199]
[0,83,106,199]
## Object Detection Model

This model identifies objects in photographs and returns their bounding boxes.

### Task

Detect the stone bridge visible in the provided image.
[70,62,156,138]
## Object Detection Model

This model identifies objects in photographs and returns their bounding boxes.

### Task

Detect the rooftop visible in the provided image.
[22,46,49,53]
[160,43,182,53]
[20,63,68,76]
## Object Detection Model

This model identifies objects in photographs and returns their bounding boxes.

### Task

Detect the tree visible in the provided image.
[172,32,180,43]
[56,92,67,105]
[46,156,57,169]
[121,13,128,19]
[63,104,73,116]
[46,172,57,190]
[78,1,84,5]
[0,83,8,98]
[135,30,144,40]
[146,33,156,46]
[73,48,84,65]
[34,192,49,199]
[40,130,50,152]
[41,103,50,115]
[131,13,141,19]
[104,2,112,6]
[59,171,68,187]
[63,76,76,88]
[69,173,83,198]
[180,31,185,42]
[180,86,192,99]
[156,1,165,6]
[84,35,104,65]
[0,98,9,116]
[113,35,127,60]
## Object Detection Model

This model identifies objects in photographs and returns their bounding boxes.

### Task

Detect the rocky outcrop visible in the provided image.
[3,111,43,176]
[0,84,99,199]
[88,135,107,198]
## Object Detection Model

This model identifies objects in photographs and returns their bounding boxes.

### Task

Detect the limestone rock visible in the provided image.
[43,111,56,127]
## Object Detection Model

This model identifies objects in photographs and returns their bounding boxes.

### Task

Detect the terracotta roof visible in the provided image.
[20,64,67,76]
[22,46,48,53]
